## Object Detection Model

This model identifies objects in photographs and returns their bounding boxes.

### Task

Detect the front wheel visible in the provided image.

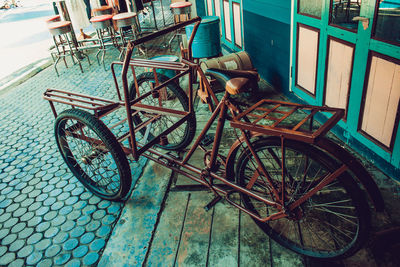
[129,72,196,151]
[55,109,132,201]
[235,137,370,259]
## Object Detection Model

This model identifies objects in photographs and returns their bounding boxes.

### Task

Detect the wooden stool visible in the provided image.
[113,12,140,60]
[169,2,192,47]
[48,21,90,76]
[90,14,116,70]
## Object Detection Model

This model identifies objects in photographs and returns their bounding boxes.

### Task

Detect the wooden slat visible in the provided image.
[297,25,318,94]
[223,0,232,41]
[146,192,189,266]
[325,39,353,109]
[240,211,271,267]
[175,192,213,266]
[362,56,400,147]
[208,200,239,266]
[233,2,242,47]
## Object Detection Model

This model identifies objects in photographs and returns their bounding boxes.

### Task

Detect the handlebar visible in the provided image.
[121,17,202,103]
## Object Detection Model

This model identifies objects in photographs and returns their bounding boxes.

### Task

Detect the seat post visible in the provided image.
[208,91,229,171]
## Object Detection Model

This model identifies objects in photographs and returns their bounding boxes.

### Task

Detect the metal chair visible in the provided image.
[90,14,117,70]
[168,1,192,47]
[47,21,90,76]
[112,12,140,60]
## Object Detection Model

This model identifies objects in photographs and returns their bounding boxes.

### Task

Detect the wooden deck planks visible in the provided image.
[208,200,239,266]
[146,191,189,267]
[239,210,272,267]
[175,192,214,266]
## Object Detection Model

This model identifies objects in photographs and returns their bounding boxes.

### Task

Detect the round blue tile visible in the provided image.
[80,232,95,245]
[72,245,89,258]
[83,252,99,266]
[90,239,106,251]
[63,239,79,251]
[54,253,71,265]
[45,244,61,258]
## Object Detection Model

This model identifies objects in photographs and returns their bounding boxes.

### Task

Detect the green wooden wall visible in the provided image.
[242,0,292,94]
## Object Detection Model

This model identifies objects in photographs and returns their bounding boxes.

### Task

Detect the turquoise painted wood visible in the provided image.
[185,16,221,58]
[291,0,400,177]
[243,0,291,24]
[204,0,244,52]
[148,55,179,79]
[241,0,291,93]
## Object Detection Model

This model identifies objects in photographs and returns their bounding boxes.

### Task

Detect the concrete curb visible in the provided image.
[0,58,52,95]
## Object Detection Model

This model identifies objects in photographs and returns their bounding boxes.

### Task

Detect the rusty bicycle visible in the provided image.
[43,17,384,259]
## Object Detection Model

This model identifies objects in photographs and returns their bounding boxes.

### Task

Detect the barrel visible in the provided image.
[200,51,254,72]
[185,16,221,59]
[145,55,180,79]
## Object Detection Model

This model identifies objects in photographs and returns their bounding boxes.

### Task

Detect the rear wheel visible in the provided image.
[55,109,132,201]
[235,137,370,259]
[129,72,196,151]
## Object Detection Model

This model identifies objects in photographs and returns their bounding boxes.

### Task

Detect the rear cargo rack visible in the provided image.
[231,99,344,143]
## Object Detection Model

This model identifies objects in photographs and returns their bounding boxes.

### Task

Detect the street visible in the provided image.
[0,0,53,82]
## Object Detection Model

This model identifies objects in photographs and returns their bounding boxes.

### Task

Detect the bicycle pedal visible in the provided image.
[200,134,214,147]
[204,195,222,212]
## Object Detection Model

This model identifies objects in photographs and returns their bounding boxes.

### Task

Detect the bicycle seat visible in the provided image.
[205,68,259,95]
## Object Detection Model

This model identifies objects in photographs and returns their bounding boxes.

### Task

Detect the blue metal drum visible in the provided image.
[147,55,180,79]
[185,16,221,59]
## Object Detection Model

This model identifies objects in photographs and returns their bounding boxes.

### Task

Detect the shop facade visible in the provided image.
[198,0,400,181]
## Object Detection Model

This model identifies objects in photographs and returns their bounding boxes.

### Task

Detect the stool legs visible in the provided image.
[92,25,118,70]
[168,13,191,49]
[52,32,90,76]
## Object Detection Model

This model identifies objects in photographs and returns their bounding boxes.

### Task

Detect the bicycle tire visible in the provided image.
[129,72,196,151]
[55,109,132,201]
[235,136,370,259]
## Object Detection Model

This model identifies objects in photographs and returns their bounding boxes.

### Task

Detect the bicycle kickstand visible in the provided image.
[200,168,223,212]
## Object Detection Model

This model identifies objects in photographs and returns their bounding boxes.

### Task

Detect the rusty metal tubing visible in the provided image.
[209,94,228,171]
[121,42,139,160]
[127,70,190,107]
[129,17,201,48]
[44,88,115,104]
[224,194,287,222]
[128,59,188,70]
[288,164,349,211]
[113,59,189,70]
[142,147,282,211]
[315,137,385,211]
[131,103,188,117]
[136,114,191,156]
[239,128,282,202]
[110,62,123,101]
[182,95,227,164]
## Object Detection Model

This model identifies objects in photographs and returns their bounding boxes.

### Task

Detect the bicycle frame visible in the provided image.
[43,17,364,224]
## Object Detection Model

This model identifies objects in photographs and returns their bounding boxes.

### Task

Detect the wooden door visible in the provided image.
[292,0,400,171]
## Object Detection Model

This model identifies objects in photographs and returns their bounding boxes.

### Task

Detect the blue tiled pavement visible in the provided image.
[0,48,147,266]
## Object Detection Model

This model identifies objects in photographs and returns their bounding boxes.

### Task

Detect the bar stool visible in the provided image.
[45,15,61,24]
[90,14,116,70]
[169,1,192,47]
[46,15,61,62]
[48,21,90,76]
[92,6,113,16]
[112,12,139,60]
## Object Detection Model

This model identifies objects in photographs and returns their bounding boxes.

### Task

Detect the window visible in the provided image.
[205,0,243,51]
